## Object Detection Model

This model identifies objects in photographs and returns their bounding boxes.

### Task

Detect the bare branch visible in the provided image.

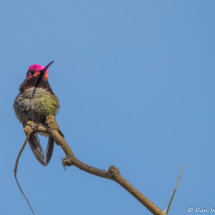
[24,116,167,215]
[166,165,184,214]
[14,125,34,214]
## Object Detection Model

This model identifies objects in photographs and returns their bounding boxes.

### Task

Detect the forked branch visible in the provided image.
[23,116,167,215]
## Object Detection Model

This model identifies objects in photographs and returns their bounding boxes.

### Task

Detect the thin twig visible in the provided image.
[166,165,184,214]
[14,131,34,214]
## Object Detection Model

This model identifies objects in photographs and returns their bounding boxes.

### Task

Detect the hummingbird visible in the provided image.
[13,61,63,166]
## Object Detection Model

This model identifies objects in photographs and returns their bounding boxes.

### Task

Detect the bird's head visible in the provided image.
[26,61,54,80]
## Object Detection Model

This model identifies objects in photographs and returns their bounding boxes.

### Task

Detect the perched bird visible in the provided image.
[13,61,62,166]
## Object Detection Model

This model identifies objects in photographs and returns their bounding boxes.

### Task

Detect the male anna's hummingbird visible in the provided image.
[13,61,62,166]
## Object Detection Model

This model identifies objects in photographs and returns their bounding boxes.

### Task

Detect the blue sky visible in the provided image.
[0,1,215,214]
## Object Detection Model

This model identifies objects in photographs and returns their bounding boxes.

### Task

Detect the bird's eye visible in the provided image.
[28,70,34,76]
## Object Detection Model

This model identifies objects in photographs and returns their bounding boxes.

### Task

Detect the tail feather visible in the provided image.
[28,133,46,166]
[59,130,64,137]
[45,136,54,165]
[28,130,64,166]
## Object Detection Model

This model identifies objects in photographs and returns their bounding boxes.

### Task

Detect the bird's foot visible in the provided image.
[23,121,36,135]
[45,115,60,130]
[24,121,42,134]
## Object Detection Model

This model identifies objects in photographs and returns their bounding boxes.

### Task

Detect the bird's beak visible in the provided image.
[32,61,54,96]
[44,61,54,71]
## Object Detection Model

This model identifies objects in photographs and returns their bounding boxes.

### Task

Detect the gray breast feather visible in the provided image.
[13,88,59,124]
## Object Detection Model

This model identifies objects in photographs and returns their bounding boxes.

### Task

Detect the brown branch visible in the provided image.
[25,116,167,215]
[166,165,184,214]
[14,125,34,214]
